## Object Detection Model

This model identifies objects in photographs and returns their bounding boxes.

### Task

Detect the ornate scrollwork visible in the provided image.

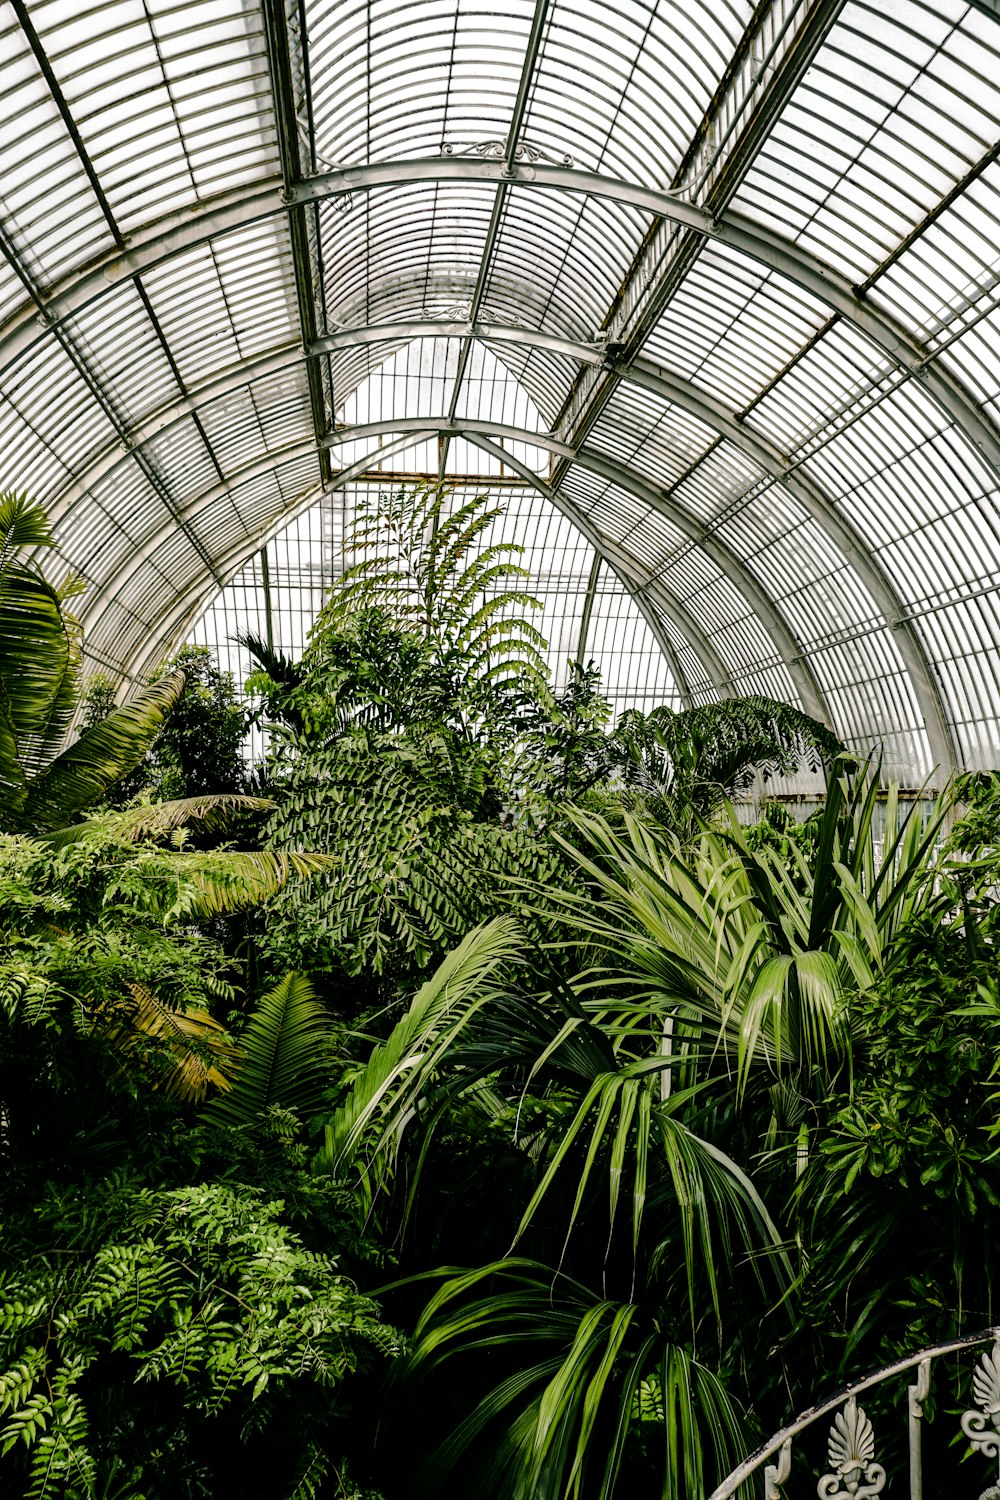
[764,1437,791,1498]
[435,301,528,330]
[442,140,574,166]
[816,1398,886,1500]
[961,1342,1000,1498]
[438,301,473,321]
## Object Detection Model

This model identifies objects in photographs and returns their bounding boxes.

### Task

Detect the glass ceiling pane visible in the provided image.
[188,479,683,725]
[5,0,1000,785]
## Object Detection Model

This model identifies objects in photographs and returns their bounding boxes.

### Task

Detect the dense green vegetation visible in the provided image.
[0,482,996,1498]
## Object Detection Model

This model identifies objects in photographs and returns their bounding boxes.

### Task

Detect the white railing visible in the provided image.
[710,1327,1000,1500]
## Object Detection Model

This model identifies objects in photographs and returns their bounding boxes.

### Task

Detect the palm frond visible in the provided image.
[45,794,274,849]
[152,849,336,918]
[0,565,76,761]
[405,1260,748,1500]
[614,696,840,813]
[202,972,336,1127]
[0,491,55,555]
[318,917,523,1183]
[237,632,303,689]
[23,669,187,832]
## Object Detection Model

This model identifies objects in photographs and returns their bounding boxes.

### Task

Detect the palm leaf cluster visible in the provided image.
[0,493,191,835]
[544,761,947,1099]
[307,762,949,1498]
[612,697,841,818]
[316,913,789,1496]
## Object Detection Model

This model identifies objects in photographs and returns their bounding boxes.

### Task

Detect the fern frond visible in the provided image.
[45,794,274,848]
[103,983,243,1103]
[23,670,187,833]
[201,972,336,1127]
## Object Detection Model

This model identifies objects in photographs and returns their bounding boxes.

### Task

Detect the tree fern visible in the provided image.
[286,480,551,736]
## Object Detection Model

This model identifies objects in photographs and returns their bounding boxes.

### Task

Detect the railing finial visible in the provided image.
[817,1396,886,1499]
[961,1338,1000,1499]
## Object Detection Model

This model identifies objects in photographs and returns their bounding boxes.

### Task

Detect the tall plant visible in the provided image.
[253,482,568,979]
[317,914,789,1498]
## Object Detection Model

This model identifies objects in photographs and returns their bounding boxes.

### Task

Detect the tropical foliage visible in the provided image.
[252,483,573,980]
[0,493,193,834]
[4,481,997,1499]
[0,1181,398,1500]
[82,645,249,805]
[253,482,835,984]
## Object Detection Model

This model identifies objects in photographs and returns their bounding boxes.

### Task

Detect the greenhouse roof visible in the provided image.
[4,0,1000,783]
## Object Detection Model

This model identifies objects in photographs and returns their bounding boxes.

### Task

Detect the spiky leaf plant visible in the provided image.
[317,917,787,1498]
[0,492,194,834]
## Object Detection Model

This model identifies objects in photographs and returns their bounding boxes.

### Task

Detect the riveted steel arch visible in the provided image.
[120,428,719,706]
[84,429,739,708]
[8,0,1000,780]
[462,431,719,706]
[44,310,954,767]
[6,161,1000,494]
[90,416,832,723]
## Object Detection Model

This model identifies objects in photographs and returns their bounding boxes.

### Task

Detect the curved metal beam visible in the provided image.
[624,360,958,774]
[47,320,601,514]
[124,427,714,707]
[119,434,420,682]
[89,415,832,724]
[81,432,417,667]
[3,158,999,490]
[463,430,721,705]
[54,315,951,766]
[94,429,724,707]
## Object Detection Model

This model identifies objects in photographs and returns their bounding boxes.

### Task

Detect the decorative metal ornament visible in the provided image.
[960,1341,1000,1499]
[764,1437,791,1498]
[442,140,574,167]
[816,1398,886,1499]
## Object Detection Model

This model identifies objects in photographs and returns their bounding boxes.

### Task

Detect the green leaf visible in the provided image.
[201,972,335,1126]
[23,670,187,832]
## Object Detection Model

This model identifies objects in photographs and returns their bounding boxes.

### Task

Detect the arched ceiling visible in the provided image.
[3,0,1000,783]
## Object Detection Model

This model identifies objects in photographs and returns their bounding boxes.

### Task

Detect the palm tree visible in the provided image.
[610,696,841,821]
[317,920,787,1497]
[311,763,949,1497]
[545,758,948,1100]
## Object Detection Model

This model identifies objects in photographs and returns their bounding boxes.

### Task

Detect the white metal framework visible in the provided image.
[4,0,1000,782]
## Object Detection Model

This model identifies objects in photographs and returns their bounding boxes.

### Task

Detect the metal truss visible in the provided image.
[462,431,715,705]
[437,0,552,470]
[50,317,958,769]
[259,0,332,487]
[552,0,849,474]
[6,156,1000,497]
[125,425,729,708]
[93,414,834,723]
